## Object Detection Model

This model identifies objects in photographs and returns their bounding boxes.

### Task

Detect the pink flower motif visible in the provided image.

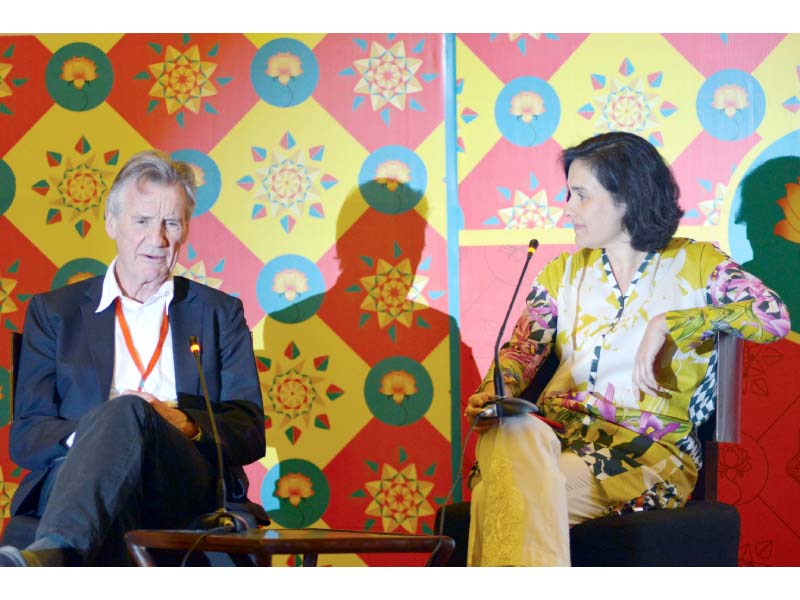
[711,84,749,117]
[510,91,545,123]
[623,411,680,441]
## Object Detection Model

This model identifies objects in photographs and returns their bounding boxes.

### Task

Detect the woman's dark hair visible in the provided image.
[560,131,683,252]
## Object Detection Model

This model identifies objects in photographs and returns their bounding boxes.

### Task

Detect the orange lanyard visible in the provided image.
[115,298,170,391]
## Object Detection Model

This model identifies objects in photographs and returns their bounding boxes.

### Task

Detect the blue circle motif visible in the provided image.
[256,254,325,323]
[251,38,319,107]
[697,70,765,141]
[495,77,561,147]
[0,159,15,217]
[358,145,427,214]
[171,149,221,217]
[261,458,330,528]
[51,258,108,290]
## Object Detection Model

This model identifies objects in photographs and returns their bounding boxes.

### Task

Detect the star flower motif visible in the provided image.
[359,258,429,328]
[594,77,660,133]
[0,277,18,314]
[353,41,423,111]
[1,466,19,520]
[148,44,217,115]
[268,365,321,421]
[57,162,108,215]
[0,62,13,98]
[698,182,726,226]
[256,149,320,219]
[364,463,435,533]
[498,189,563,229]
[174,260,223,289]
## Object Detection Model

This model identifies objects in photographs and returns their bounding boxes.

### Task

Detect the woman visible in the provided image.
[463,131,790,566]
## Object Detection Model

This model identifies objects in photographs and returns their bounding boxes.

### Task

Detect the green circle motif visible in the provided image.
[264,458,330,528]
[46,43,114,111]
[364,356,433,426]
[0,160,15,217]
[51,258,108,290]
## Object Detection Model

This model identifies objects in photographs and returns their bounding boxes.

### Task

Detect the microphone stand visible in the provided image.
[188,335,248,532]
[480,239,541,419]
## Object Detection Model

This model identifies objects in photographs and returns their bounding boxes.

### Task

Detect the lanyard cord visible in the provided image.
[115,298,169,392]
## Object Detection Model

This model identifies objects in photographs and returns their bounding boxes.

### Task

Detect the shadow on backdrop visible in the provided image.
[735,156,800,333]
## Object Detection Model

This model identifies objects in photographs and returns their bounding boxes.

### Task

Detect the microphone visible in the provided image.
[480,239,541,420]
[188,335,249,532]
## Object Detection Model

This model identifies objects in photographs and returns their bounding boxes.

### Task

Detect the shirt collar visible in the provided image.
[96,257,175,313]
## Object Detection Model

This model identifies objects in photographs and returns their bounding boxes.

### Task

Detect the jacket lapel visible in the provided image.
[82,279,115,399]
[169,276,202,396]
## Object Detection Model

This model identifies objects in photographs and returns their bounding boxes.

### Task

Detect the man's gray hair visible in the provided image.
[105,150,197,221]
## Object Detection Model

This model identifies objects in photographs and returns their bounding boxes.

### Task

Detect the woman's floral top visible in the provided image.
[479,238,790,512]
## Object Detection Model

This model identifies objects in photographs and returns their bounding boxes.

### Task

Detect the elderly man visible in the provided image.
[0,150,265,566]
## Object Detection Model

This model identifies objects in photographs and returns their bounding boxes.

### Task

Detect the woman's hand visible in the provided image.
[464,384,498,433]
[633,313,669,400]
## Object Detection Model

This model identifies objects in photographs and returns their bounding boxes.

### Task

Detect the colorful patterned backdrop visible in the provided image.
[0,33,798,566]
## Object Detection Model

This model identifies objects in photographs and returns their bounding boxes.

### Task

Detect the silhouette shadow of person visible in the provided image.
[256,182,481,538]
[735,156,800,333]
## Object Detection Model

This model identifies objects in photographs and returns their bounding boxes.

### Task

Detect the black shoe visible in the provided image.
[0,546,28,567]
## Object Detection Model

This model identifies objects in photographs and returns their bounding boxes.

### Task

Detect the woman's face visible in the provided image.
[565,159,629,251]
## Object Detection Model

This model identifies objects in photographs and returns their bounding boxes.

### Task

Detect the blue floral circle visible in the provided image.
[251,38,319,107]
[261,458,330,528]
[358,145,427,214]
[257,254,325,323]
[171,149,221,217]
[0,159,15,217]
[51,258,108,290]
[697,70,765,141]
[364,356,433,426]
[495,77,561,147]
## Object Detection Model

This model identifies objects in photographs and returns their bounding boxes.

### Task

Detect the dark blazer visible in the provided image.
[9,275,265,516]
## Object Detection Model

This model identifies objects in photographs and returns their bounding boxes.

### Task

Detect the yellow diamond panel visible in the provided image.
[551,33,704,163]
[752,33,800,141]
[251,314,371,468]
[455,36,504,181]
[414,123,448,240]
[35,34,124,54]
[421,334,453,441]
[4,103,151,267]
[210,97,368,264]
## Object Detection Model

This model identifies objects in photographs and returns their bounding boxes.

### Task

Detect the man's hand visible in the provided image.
[464,384,499,433]
[633,313,669,400]
[120,390,200,439]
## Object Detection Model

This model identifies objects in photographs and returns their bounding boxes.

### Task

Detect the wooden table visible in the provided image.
[124,527,455,567]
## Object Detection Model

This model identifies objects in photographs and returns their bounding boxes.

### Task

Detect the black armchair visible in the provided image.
[435,331,743,567]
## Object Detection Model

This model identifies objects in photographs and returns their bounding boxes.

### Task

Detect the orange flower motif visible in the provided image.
[510,91,545,124]
[272,268,310,302]
[775,178,800,244]
[379,370,417,404]
[266,52,303,85]
[711,84,749,117]
[275,473,313,506]
[60,56,98,90]
[375,160,411,192]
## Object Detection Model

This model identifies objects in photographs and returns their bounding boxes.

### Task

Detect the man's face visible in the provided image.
[105,180,189,298]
